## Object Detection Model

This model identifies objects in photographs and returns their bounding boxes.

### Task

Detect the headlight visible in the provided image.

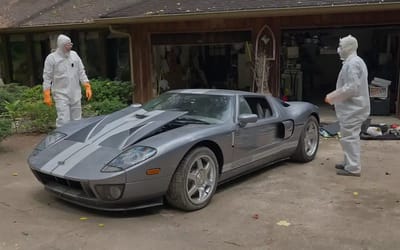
[101,146,157,172]
[95,184,125,201]
[36,132,66,150]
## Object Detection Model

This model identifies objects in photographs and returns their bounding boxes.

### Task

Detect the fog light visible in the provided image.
[95,184,125,201]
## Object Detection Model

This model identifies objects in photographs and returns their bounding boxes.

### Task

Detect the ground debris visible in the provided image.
[276,220,291,227]
[224,241,242,247]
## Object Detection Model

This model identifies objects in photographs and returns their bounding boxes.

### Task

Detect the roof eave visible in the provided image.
[1,3,400,32]
[94,3,400,25]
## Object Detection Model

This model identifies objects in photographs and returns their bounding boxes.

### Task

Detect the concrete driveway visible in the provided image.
[1,128,400,250]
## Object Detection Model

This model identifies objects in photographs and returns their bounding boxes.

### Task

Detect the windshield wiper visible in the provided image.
[175,117,210,125]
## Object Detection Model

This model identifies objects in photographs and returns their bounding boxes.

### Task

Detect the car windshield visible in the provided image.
[142,93,234,124]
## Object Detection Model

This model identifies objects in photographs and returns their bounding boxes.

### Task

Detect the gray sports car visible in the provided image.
[28,89,319,211]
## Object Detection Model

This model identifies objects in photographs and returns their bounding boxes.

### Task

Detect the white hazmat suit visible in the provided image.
[43,34,91,127]
[325,35,370,175]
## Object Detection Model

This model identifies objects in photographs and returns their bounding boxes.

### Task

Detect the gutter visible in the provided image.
[108,25,135,102]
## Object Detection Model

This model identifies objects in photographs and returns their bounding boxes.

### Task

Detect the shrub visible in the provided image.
[0,83,29,113]
[1,79,133,134]
[83,98,128,116]
[82,79,133,116]
[20,102,57,133]
[86,79,133,104]
[0,118,12,141]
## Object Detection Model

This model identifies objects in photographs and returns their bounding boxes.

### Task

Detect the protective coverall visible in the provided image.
[43,34,92,127]
[325,35,370,175]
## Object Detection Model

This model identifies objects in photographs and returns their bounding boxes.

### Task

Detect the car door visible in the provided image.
[232,95,284,170]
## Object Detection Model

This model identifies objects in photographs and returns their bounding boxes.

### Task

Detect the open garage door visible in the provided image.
[151,31,253,95]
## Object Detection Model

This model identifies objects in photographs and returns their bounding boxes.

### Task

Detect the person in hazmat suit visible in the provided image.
[42,34,92,127]
[325,35,370,177]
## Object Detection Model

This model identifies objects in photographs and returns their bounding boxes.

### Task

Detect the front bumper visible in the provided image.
[31,169,167,211]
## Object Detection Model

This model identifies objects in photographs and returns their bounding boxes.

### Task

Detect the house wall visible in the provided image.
[129,9,400,115]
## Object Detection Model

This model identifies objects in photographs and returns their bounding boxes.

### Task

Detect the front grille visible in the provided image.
[33,170,83,191]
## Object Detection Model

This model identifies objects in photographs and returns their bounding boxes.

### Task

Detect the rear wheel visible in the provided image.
[166,147,219,211]
[291,116,319,162]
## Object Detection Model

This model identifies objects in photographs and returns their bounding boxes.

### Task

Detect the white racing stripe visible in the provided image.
[87,110,165,145]
[51,144,101,177]
[40,142,86,173]
[40,109,165,176]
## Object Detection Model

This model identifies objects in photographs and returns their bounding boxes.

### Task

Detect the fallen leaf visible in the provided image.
[79,217,88,221]
[12,173,18,176]
[252,214,259,219]
[277,220,291,227]
[98,223,105,227]
[353,192,359,196]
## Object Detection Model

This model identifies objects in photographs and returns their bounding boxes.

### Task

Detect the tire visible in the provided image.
[291,116,319,162]
[166,147,219,211]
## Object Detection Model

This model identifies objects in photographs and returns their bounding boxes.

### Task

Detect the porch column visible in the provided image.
[0,35,11,84]
[131,26,153,104]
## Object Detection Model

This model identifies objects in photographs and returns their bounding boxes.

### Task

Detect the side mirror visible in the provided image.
[238,114,258,127]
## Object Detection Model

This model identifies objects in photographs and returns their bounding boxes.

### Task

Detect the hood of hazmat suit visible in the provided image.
[43,34,89,103]
[326,35,370,124]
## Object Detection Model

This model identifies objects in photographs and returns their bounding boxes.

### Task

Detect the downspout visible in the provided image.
[108,25,135,102]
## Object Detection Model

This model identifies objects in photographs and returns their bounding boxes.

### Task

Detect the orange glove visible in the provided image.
[43,89,53,106]
[83,82,92,101]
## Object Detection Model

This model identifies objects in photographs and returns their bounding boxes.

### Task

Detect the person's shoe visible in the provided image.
[335,164,345,170]
[336,169,361,177]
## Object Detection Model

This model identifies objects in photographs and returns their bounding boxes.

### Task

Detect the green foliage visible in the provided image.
[87,79,133,104]
[19,102,57,133]
[1,79,133,134]
[0,83,29,113]
[83,99,127,116]
[0,118,12,141]
[82,79,133,116]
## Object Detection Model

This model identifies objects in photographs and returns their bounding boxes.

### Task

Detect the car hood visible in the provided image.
[62,106,188,149]
[28,107,191,179]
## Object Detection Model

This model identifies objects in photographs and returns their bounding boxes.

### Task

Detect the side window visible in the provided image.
[239,96,252,115]
[244,97,273,119]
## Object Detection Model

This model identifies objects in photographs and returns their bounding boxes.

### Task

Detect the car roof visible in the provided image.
[167,89,271,97]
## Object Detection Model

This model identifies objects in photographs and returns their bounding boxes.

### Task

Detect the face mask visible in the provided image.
[64,43,73,53]
[337,35,358,60]
[337,46,345,60]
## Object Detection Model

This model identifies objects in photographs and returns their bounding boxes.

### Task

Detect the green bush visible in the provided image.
[0,83,29,113]
[20,102,57,133]
[83,98,127,116]
[86,79,133,104]
[82,79,133,116]
[1,79,133,134]
[0,118,12,141]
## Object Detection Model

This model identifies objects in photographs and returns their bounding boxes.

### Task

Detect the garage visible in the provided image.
[280,26,400,116]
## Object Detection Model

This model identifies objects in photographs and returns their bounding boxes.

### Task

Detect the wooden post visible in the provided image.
[26,34,36,86]
[0,35,11,84]
[131,25,153,104]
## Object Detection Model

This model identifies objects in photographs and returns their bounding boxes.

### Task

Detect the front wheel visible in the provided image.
[166,147,219,211]
[291,116,319,162]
